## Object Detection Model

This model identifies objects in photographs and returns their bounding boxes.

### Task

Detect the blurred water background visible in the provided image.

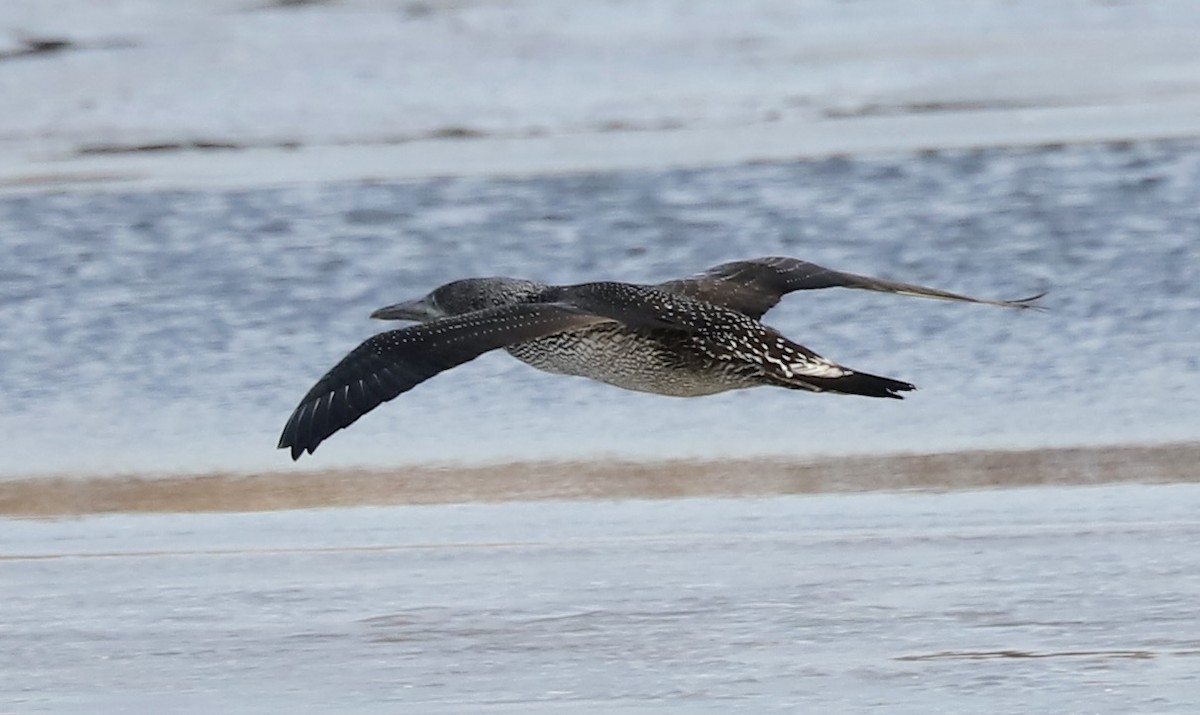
[5,484,1200,714]
[3,0,1200,476]
[2,141,1199,476]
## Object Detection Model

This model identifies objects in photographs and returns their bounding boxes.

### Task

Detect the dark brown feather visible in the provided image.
[658,256,1044,319]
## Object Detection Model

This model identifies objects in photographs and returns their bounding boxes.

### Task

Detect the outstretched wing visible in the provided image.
[657,256,1044,319]
[278,303,608,460]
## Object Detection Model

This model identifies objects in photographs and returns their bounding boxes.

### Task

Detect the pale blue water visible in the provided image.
[2,141,1199,475]
[4,484,1200,713]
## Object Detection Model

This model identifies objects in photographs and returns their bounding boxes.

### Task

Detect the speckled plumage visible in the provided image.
[506,282,864,397]
[279,257,1042,459]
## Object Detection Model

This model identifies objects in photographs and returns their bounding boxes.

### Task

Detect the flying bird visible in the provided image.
[279,257,1042,459]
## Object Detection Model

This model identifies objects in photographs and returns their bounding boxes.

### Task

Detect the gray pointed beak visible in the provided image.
[370,297,440,321]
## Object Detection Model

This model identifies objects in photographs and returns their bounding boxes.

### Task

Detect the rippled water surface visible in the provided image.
[4,484,1200,713]
[2,141,1199,475]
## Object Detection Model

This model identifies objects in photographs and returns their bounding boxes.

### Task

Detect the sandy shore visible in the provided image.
[2,442,1195,518]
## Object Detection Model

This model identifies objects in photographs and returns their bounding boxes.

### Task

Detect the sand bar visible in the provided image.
[2,442,1196,517]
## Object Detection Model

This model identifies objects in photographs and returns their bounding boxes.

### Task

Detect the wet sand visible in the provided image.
[3,442,1195,517]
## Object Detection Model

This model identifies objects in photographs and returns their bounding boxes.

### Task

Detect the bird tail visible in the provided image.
[768,368,916,399]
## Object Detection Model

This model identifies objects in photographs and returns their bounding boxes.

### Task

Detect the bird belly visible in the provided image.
[505,328,753,397]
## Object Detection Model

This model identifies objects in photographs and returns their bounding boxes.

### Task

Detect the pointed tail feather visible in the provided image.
[770,368,916,399]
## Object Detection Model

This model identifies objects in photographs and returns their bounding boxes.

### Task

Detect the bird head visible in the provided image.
[370,277,547,322]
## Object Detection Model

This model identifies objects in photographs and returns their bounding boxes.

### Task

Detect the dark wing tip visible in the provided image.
[278,428,309,461]
[1004,290,1049,311]
[277,303,610,461]
[276,338,404,461]
[278,399,320,460]
[276,432,302,460]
